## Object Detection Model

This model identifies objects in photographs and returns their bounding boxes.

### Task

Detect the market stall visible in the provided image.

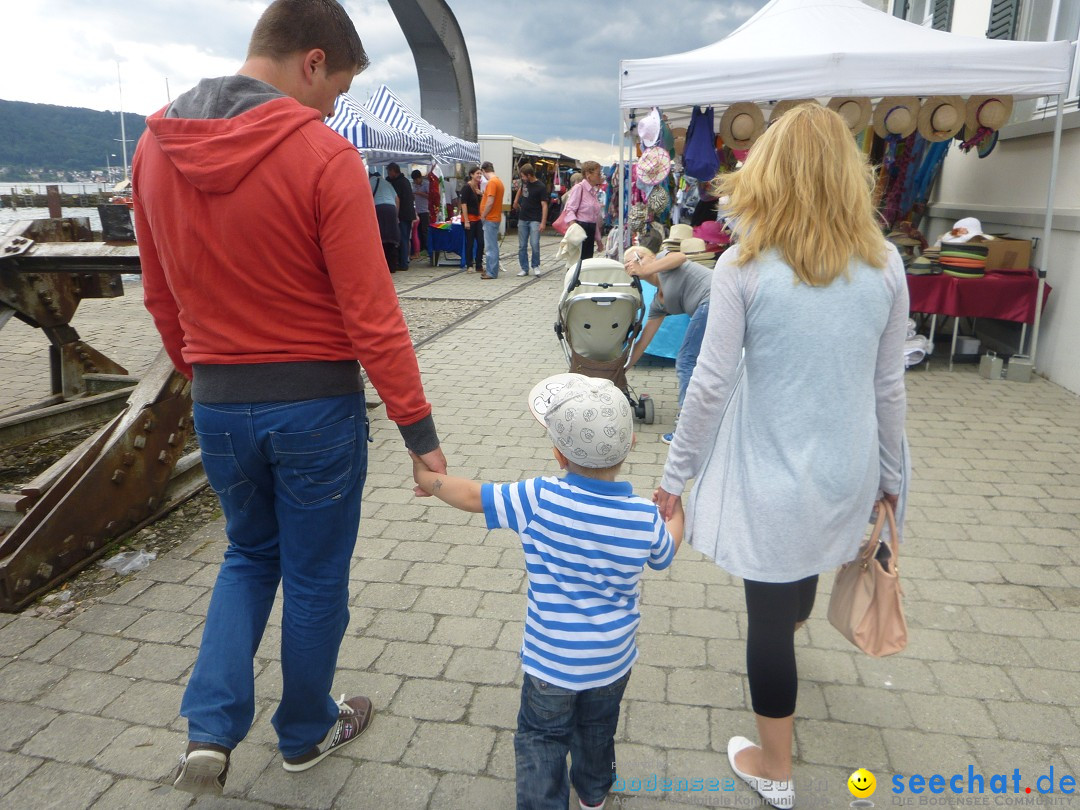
[617,0,1074,369]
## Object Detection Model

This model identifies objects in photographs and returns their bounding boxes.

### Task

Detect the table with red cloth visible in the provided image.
[906,269,1051,366]
[906,269,1050,323]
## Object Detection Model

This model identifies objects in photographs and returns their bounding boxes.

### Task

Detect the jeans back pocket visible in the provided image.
[270,415,356,506]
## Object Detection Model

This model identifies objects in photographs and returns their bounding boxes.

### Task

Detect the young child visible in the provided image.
[412,373,684,810]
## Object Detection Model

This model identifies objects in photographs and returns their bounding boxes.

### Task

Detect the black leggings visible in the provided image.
[579,221,597,260]
[464,221,484,270]
[743,575,818,718]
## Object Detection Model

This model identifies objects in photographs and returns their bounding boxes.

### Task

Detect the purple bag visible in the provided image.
[683,106,719,181]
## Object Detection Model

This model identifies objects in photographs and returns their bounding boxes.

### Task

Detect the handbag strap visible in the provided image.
[859,500,900,567]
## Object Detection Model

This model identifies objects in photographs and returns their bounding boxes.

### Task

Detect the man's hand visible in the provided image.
[539,223,546,233]
[414,446,447,496]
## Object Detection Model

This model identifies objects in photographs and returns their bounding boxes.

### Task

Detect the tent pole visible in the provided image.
[1029,93,1064,372]
[618,108,626,261]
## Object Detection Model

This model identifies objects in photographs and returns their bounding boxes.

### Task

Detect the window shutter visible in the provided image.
[987,0,1019,39]
[892,0,909,18]
[932,0,953,30]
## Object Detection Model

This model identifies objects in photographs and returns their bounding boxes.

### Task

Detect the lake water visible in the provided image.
[3,183,113,194]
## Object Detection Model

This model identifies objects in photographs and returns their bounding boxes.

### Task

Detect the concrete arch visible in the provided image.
[386,0,478,143]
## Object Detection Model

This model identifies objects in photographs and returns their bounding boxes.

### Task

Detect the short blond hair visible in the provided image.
[625,245,654,263]
[715,103,886,286]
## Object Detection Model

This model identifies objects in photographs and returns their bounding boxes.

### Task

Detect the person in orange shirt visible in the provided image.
[479,161,505,279]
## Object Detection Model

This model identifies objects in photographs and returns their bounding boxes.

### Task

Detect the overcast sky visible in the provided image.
[0,0,768,163]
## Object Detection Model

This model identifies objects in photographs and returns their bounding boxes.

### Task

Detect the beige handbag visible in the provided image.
[827,500,908,657]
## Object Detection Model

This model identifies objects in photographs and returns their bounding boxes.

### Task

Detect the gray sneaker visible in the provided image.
[282,695,374,773]
[172,743,230,796]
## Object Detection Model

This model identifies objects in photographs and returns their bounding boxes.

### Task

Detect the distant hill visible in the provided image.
[0,99,149,175]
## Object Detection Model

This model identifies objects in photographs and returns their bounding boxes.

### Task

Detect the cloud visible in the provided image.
[0,0,768,142]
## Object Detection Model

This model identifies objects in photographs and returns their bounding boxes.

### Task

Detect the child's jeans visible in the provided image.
[514,670,631,810]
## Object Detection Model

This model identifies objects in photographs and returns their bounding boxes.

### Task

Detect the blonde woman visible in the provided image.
[561,162,605,260]
[653,104,907,809]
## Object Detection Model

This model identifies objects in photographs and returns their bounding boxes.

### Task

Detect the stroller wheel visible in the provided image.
[641,395,655,425]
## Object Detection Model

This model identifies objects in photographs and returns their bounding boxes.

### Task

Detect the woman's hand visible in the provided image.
[653,486,680,521]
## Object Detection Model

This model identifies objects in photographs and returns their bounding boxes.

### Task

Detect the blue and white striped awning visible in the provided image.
[326,92,432,165]
[327,84,480,165]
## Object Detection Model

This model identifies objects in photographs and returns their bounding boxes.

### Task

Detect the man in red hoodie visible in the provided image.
[132,0,447,795]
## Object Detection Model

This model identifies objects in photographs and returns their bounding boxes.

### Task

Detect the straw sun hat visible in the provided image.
[872,96,920,138]
[917,96,966,142]
[965,95,1014,134]
[719,102,765,150]
[827,97,872,134]
[769,99,816,125]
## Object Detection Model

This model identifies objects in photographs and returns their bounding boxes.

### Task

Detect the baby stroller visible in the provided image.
[553,258,655,423]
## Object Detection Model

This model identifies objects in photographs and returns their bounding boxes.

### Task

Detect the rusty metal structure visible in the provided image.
[0,210,201,612]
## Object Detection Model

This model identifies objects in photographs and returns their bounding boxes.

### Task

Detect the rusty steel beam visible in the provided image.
[0,350,195,611]
[0,388,133,449]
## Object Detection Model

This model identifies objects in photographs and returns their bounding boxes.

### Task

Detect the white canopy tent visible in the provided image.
[617,0,1075,369]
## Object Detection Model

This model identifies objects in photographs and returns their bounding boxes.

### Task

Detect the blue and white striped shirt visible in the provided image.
[482,473,675,690]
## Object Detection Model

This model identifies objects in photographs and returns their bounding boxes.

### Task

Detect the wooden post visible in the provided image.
[46,185,62,218]
[10,187,16,211]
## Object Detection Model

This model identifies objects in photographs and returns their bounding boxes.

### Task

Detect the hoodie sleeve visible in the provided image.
[315,147,439,455]
[133,173,192,379]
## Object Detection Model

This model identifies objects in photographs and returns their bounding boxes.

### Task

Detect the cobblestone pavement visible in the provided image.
[0,233,1078,809]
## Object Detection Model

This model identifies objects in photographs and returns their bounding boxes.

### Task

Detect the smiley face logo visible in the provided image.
[848,768,876,798]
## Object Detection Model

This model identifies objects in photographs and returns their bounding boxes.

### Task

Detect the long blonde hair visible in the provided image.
[714,103,886,285]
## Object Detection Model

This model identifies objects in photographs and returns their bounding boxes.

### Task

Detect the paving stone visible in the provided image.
[350,557,411,584]
[1034,608,1080,639]
[48,633,138,672]
[1006,666,1080,705]
[0,659,69,701]
[666,668,744,709]
[20,626,80,662]
[967,605,1050,637]
[443,647,520,685]
[903,692,998,738]
[399,706,498,774]
[430,773,515,808]
[668,607,739,639]
[1,760,113,809]
[336,635,386,670]
[96,578,155,605]
[429,615,502,648]
[339,761,437,810]
[641,580,706,608]
[101,679,186,727]
[129,582,206,611]
[23,713,128,763]
[928,661,1019,700]
[38,670,134,714]
[459,565,523,593]
[468,685,521,731]
[636,634,707,668]
[881,728,975,776]
[0,616,58,656]
[986,699,1080,745]
[123,610,203,644]
[793,719,889,770]
[90,777,192,809]
[245,753,353,809]
[373,641,453,678]
[388,539,448,562]
[113,642,198,682]
[411,585,484,617]
[93,725,187,780]
[475,591,524,619]
[795,646,860,686]
[350,582,420,610]
[0,750,43,798]
[1018,637,1080,671]
[401,561,467,587]
[625,701,710,750]
[390,678,473,722]
[364,609,435,642]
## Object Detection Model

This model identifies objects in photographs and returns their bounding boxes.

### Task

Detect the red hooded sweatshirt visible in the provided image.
[133,79,436,452]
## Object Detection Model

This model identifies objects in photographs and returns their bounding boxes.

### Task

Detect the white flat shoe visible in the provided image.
[727,736,795,808]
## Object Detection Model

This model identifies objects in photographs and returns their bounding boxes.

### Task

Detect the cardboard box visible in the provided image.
[970,234,1032,271]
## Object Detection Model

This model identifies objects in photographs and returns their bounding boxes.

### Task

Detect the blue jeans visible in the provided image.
[675,300,710,408]
[518,220,541,271]
[398,221,412,269]
[182,393,368,758]
[483,219,501,277]
[514,671,631,810]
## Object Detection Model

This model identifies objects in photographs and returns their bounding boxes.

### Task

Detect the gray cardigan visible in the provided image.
[660,245,909,582]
